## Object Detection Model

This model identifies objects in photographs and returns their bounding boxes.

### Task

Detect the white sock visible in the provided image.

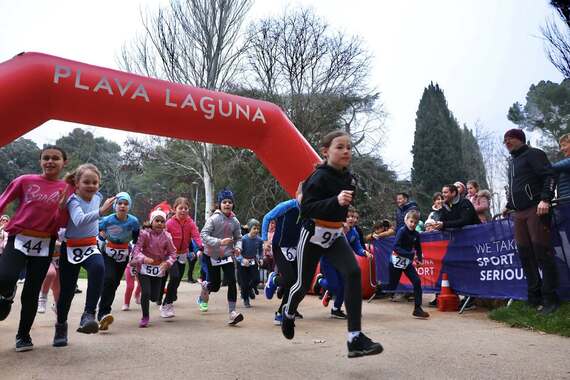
[347,331,360,343]
[332,307,339,311]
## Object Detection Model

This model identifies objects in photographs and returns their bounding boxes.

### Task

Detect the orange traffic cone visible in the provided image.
[437,273,459,312]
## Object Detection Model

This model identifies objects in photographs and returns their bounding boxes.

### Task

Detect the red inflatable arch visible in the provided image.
[0,52,321,195]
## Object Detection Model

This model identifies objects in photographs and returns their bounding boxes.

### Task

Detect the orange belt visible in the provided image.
[313,219,343,229]
[107,241,129,249]
[20,229,52,238]
[67,237,97,247]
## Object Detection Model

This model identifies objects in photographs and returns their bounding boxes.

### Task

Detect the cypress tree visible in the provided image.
[411,83,466,211]
[461,125,489,189]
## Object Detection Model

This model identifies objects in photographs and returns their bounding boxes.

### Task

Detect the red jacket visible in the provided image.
[166,216,203,254]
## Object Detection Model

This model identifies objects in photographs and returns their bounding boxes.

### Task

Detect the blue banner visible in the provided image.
[373,205,570,301]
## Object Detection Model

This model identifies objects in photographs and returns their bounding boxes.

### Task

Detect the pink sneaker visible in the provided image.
[139,317,149,328]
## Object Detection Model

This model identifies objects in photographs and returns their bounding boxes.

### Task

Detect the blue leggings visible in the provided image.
[319,256,345,310]
[57,242,105,323]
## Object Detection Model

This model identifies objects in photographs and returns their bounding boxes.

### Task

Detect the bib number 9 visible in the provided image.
[310,226,342,249]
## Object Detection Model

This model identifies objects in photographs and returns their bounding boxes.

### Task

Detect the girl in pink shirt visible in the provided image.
[130,210,177,327]
[0,146,69,352]
[161,197,203,318]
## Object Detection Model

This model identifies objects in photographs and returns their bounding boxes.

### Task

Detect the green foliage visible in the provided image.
[489,301,570,337]
[411,83,467,211]
[508,79,570,159]
[461,126,489,189]
[0,138,41,191]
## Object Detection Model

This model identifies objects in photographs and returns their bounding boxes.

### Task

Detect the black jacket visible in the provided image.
[300,164,357,224]
[440,197,481,229]
[506,145,555,211]
[395,201,419,231]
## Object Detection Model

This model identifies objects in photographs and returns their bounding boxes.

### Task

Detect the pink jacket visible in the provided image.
[165,216,203,254]
[131,229,177,268]
[0,175,71,236]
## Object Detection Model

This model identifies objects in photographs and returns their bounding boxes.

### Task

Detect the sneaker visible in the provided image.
[160,304,170,318]
[53,322,68,347]
[412,306,430,319]
[37,296,47,314]
[322,291,332,307]
[17,279,25,285]
[281,313,295,340]
[122,304,130,311]
[331,308,347,319]
[77,312,99,334]
[390,293,406,302]
[428,297,438,308]
[228,310,244,326]
[15,335,33,352]
[196,297,208,312]
[274,312,283,326]
[347,333,383,358]
[0,287,16,321]
[167,303,175,317]
[249,289,256,300]
[98,314,114,331]
[244,299,251,308]
[265,272,278,300]
[74,286,82,294]
[313,274,324,295]
[139,317,149,328]
[294,310,304,319]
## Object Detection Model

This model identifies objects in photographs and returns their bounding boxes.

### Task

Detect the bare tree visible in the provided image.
[244,8,385,154]
[542,0,570,78]
[119,0,252,219]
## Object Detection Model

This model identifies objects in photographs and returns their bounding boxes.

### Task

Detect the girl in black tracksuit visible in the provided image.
[281,130,383,358]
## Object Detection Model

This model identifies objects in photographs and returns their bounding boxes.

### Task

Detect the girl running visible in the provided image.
[96,192,140,330]
[198,189,244,326]
[123,249,142,310]
[281,130,383,358]
[0,146,69,351]
[161,197,202,318]
[130,210,176,327]
[38,235,62,314]
[54,164,115,347]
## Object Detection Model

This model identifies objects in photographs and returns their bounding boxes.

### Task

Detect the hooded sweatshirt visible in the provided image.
[200,209,242,259]
[166,215,203,254]
[131,229,177,269]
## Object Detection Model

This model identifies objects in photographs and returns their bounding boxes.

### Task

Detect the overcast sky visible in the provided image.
[0,0,563,179]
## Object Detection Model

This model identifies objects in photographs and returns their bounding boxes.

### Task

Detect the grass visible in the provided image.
[489,300,570,337]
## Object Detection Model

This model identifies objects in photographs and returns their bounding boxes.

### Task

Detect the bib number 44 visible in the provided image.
[14,235,50,257]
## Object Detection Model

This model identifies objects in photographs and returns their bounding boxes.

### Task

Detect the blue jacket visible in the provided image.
[262,199,302,248]
[553,157,570,199]
[346,227,366,256]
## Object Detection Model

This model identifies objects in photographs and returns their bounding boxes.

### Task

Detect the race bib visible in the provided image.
[14,234,50,257]
[105,242,129,262]
[66,237,100,264]
[240,258,256,267]
[310,226,343,249]
[177,253,188,264]
[129,265,137,276]
[391,254,411,269]
[141,263,164,277]
[281,247,297,262]
[210,256,233,267]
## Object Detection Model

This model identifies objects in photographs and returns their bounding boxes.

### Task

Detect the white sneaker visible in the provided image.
[167,303,175,318]
[228,310,244,326]
[122,304,130,311]
[160,304,169,318]
[37,297,47,314]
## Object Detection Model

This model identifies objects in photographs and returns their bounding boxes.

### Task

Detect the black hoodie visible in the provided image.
[300,164,357,224]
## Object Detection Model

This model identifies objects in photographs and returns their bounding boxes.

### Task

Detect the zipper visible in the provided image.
[509,157,517,209]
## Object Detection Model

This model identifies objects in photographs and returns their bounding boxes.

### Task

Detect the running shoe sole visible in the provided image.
[228,313,244,326]
[98,314,114,331]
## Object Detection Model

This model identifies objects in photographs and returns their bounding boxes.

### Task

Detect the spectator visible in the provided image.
[552,133,570,199]
[425,192,443,232]
[391,192,419,233]
[365,220,392,242]
[0,214,9,255]
[433,184,481,230]
[466,180,492,223]
[503,128,559,315]
[454,181,466,198]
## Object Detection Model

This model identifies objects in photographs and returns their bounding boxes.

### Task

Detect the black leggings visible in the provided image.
[272,245,298,314]
[237,263,259,301]
[97,254,128,320]
[205,259,236,303]
[57,242,105,324]
[385,263,422,307]
[285,227,362,332]
[0,235,53,338]
[138,273,163,318]
[163,260,184,305]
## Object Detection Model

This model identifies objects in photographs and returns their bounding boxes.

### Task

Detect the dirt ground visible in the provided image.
[0,279,569,380]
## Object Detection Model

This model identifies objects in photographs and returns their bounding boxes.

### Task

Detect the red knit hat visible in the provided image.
[504,128,526,143]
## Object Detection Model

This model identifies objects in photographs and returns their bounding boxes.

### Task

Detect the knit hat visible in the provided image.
[247,218,260,230]
[504,128,526,143]
[453,181,466,195]
[217,189,235,204]
[114,192,132,212]
[149,209,167,223]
